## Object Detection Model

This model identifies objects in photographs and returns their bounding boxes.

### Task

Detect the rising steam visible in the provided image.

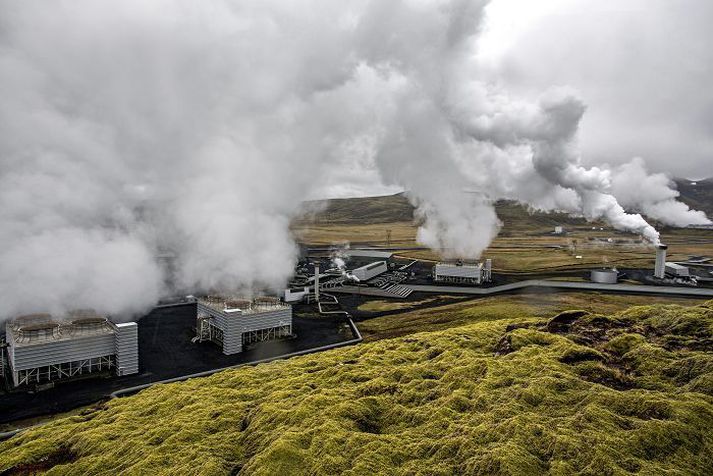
[0,0,708,319]
[330,245,360,282]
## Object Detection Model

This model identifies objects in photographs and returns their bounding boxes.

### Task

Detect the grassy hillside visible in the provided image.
[675,178,713,217]
[298,178,712,227]
[2,300,713,475]
[299,193,415,225]
[299,193,594,230]
[357,292,710,342]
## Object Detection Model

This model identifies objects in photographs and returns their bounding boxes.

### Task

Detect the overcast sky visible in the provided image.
[323,0,713,198]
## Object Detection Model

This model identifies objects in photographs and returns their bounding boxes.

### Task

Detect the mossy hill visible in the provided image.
[2,300,713,475]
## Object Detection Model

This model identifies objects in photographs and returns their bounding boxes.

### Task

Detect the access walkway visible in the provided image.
[405,280,713,298]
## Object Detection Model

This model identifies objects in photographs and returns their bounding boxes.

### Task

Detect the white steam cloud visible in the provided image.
[0,0,707,319]
[330,245,360,282]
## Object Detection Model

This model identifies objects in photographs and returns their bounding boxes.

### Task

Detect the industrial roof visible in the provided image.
[665,262,689,270]
[346,249,394,259]
[198,296,289,315]
[352,261,387,272]
[7,314,115,347]
[435,262,483,269]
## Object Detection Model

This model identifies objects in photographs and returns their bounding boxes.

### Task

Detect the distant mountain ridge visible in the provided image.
[301,177,713,226]
[674,178,713,217]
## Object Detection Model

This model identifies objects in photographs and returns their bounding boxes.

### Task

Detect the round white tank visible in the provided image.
[591,269,618,284]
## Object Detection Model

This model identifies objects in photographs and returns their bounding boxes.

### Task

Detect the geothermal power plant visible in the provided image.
[1,240,710,397]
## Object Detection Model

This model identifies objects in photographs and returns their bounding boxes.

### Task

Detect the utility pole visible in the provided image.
[386,229,392,248]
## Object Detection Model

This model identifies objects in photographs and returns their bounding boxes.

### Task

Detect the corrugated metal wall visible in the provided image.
[214,312,243,355]
[114,322,139,376]
[197,302,292,355]
[434,264,482,279]
[241,308,292,333]
[10,334,115,371]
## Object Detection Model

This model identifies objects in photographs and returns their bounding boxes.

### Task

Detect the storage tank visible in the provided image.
[590,268,618,284]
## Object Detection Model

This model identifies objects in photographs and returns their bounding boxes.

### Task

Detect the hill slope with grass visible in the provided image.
[299,178,712,227]
[675,178,713,217]
[300,193,593,229]
[2,300,713,475]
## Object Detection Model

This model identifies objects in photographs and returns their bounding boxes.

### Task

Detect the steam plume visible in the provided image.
[0,0,707,320]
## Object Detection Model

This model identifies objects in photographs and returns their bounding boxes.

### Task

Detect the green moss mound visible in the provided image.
[2,301,713,475]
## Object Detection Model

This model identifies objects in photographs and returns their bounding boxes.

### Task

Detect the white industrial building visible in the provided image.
[346,249,394,260]
[665,262,690,278]
[433,260,492,285]
[4,311,138,388]
[284,286,310,303]
[196,296,292,355]
[351,261,388,281]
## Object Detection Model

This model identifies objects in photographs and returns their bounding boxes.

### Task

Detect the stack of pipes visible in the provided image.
[484,259,493,282]
[314,262,320,302]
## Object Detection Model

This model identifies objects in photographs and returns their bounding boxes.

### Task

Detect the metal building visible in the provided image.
[433,261,492,285]
[351,261,388,281]
[665,262,690,278]
[284,286,310,303]
[4,311,139,388]
[591,268,618,284]
[346,249,394,260]
[196,296,292,355]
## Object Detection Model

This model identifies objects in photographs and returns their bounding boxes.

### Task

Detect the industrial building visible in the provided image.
[665,262,690,278]
[3,311,138,388]
[195,296,292,355]
[590,268,618,284]
[284,286,310,303]
[351,261,388,281]
[433,259,492,285]
[652,244,695,282]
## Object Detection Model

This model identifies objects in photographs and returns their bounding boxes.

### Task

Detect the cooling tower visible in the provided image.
[654,244,668,279]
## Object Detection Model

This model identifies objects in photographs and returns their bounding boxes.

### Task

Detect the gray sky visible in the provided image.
[475,0,713,180]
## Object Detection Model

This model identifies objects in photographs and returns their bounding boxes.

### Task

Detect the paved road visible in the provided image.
[406,280,713,298]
